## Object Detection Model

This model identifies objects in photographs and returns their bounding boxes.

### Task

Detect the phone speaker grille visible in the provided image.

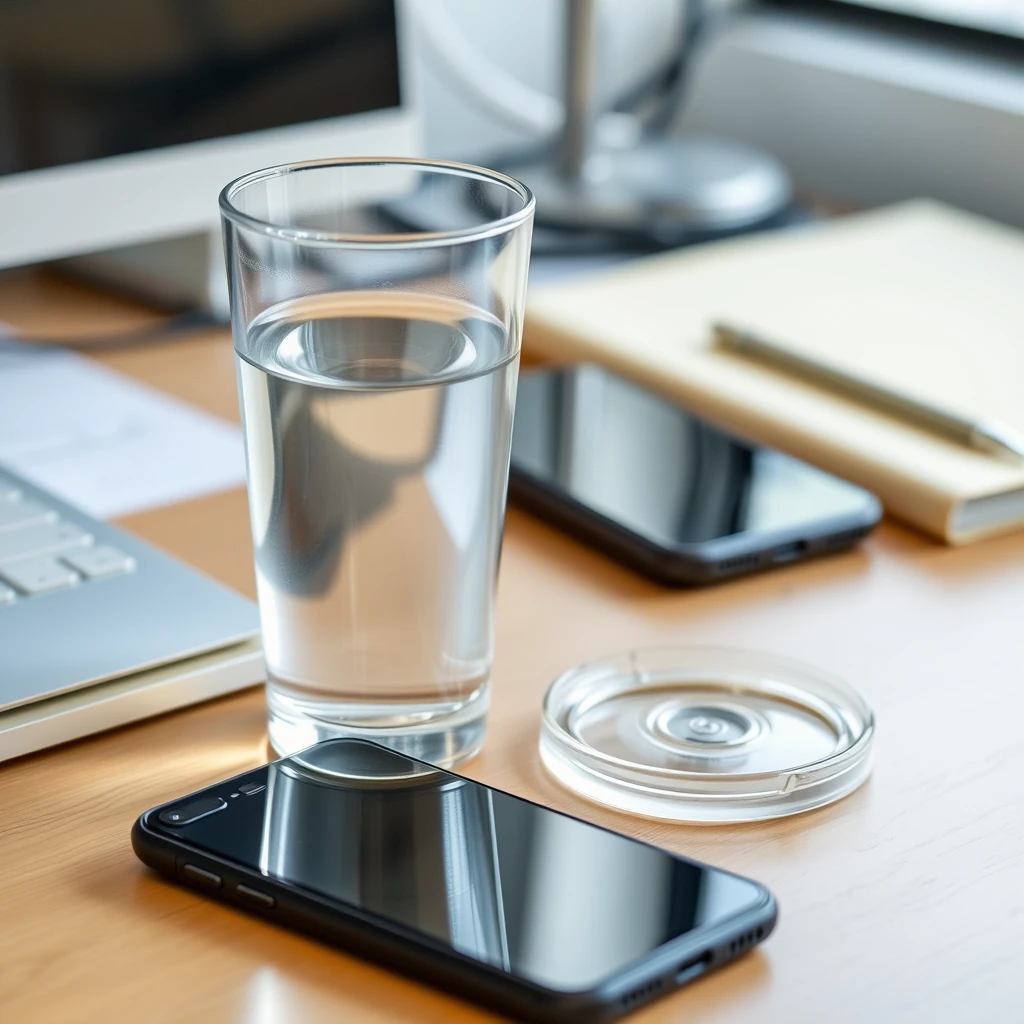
[728,926,765,956]
[716,553,761,575]
[825,528,868,548]
[620,977,663,1009]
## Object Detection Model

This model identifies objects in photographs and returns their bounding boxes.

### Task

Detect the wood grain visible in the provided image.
[1,271,1022,1023]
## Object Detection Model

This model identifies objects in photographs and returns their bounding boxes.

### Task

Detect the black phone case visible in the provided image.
[508,464,880,586]
[132,760,777,1023]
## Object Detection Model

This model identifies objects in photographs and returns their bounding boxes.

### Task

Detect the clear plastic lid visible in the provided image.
[540,647,874,824]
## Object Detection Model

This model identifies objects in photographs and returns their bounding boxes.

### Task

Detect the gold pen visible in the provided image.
[712,322,1024,464]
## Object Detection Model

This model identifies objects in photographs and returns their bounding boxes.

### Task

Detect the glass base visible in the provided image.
[266,681,489,768]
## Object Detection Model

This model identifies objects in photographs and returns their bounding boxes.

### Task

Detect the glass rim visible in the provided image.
[219,156,535,249]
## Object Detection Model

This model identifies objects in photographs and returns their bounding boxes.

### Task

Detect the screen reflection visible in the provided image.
[511,364,871,545]
[164,740,764,990]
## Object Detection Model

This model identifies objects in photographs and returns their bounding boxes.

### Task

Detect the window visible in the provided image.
[825,1,1024,39]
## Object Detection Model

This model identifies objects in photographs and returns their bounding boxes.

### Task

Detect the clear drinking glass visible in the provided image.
[220,159,534,765]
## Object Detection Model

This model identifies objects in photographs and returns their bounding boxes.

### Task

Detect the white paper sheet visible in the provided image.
[0,338,247,519]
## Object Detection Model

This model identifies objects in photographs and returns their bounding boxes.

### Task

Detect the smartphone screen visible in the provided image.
[148,740,769,993]
[511,364,877,547]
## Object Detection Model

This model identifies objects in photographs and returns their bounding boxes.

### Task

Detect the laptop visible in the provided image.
[0,466,262,762]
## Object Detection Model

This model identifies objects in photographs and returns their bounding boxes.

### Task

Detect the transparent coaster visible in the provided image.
[540,647,874,824]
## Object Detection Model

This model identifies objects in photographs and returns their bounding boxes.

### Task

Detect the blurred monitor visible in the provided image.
[0,0,417,272]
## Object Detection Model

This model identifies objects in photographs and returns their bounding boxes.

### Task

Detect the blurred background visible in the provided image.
[3,0,1024,301]
[414,0,1024,228]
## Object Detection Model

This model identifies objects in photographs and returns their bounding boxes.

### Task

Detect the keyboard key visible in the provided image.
[1,557,80,595]
[0,521,91,565]
[63,545,136,580]
[0,499,57,532]
[0,581,15,604]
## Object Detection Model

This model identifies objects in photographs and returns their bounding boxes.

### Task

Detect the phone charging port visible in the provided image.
[675,951,712,985]
[773,540,808,563]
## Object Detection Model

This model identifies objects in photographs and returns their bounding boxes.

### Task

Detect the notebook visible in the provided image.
[524,200,1024,544]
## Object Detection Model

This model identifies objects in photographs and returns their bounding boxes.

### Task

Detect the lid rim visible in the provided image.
[542,743,875,825]
[540,645,875,823]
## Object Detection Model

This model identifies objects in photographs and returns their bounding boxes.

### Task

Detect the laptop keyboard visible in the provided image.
[0,480,135,603]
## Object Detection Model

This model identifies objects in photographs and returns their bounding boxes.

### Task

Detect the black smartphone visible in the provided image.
[133,739,776,1023]
[509,364,882,585]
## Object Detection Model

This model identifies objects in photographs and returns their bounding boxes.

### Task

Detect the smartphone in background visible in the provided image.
[509,364,882,585]
[133,739,777,1023]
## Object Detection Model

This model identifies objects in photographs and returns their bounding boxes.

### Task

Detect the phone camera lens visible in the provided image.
[158,796,227,827]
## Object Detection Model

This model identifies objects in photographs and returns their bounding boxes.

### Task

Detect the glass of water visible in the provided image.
[220,159,534,765]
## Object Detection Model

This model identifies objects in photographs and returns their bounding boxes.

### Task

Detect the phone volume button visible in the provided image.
[236,884,275,909]
[181,863,222,889]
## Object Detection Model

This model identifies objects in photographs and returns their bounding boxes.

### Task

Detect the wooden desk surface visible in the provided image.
[1,272,1022,1023]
